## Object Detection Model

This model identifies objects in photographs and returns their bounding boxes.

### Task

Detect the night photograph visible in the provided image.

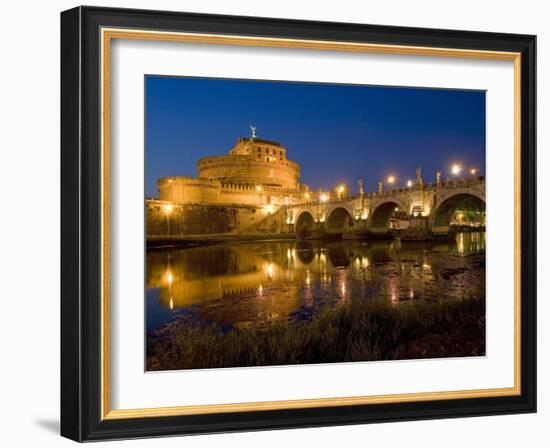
[144,76,486,371]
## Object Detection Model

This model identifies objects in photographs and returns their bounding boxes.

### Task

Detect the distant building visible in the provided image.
[157,133,311,208]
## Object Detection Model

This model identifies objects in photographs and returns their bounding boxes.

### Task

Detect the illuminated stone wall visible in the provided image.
[146,200,264,236]
[198,155,300,189]
[158,177,309,207]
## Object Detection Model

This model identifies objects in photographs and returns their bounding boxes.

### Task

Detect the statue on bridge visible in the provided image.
[416,167,424,186]
[358,178,364,196]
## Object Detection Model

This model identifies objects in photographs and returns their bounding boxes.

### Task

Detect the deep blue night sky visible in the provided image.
[145,76,485,198]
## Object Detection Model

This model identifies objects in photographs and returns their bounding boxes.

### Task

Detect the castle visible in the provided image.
[156,128,312,208]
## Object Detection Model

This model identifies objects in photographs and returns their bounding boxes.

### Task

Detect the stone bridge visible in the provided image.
[251,176,485,239]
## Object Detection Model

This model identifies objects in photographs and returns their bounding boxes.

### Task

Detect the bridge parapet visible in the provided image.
[244,176,485,238]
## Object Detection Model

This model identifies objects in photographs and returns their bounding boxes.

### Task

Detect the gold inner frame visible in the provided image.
[100,27,522,420]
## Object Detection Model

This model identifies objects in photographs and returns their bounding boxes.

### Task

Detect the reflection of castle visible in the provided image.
[157,129,311,207]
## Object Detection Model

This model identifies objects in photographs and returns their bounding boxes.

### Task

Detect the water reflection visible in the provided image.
[146,232,485,332]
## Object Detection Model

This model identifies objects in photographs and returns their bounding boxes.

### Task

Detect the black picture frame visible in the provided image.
[61,5,536,442]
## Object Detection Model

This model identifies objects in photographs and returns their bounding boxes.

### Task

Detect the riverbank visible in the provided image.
[147,232,297,249]
[146,297,485,371]
[147,227,485,249]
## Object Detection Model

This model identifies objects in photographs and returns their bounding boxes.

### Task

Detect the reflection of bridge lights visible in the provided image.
[391,290,398,304]
[165,271,174,285]
[258,284,263,296]
[409,289,414,299]
[361,257,369,268]
[457,233,465,254]
[266,263,274,279]
[169,297,174,310]
[341,283,346,296]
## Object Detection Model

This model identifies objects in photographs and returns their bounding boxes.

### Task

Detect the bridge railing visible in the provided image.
[278,176,485,208]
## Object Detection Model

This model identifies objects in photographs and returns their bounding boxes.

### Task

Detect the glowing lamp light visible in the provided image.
[304,192,311,200]
[165,271,174,285]
[387,175,396,184]
[262,204,275,214]
[163,203,174,214]
[470,168,478,175]
[337,184,346,194]
[319,193,329,203]
[451,164,462,176]
[407,180,413,188]
[256,185,263,192]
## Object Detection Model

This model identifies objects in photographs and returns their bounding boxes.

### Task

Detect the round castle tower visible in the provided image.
[157,130,308,206]
[197,136,300,189]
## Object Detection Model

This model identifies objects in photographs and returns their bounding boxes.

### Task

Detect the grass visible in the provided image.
[146,298,485,371]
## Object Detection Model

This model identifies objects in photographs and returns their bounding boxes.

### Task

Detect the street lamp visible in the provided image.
[320,193,329,203]
[406,179,413,188]
[336,184,346,200]
[470,168,478,176]
[163,203,173,235]
[387,175,396,186]
[451,164,462,176]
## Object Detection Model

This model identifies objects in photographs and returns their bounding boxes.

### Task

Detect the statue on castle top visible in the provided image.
[250,125,257,139]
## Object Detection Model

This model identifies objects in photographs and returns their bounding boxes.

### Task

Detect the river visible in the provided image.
[146,231,485,334]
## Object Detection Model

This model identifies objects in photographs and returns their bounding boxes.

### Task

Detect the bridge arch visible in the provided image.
[431,191,485,234]
[368,199,407,233]
[295,210,316,236]
[326,206,354,232]
[295,241,315,265]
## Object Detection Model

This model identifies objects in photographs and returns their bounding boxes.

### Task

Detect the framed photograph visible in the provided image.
[61,6,536,441]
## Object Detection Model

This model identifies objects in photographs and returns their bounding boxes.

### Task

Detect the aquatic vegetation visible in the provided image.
[147,297,485,371]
